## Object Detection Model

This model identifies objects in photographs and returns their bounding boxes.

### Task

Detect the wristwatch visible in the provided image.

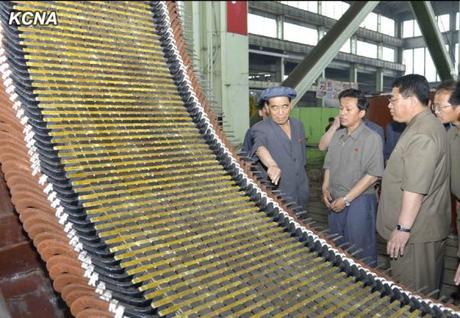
[396,224,411,233]
[343,196,351,207]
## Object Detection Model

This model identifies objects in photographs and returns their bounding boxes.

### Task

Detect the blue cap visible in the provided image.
[257,86,297,106]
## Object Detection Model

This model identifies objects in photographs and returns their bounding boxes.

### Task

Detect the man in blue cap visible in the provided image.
[250,86,310,210]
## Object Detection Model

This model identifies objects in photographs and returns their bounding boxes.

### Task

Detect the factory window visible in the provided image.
[437,14,450,32]
[402,19,421,38]
[403,49,413,74]
[402,20,413,38]
[403,15,449,38]
[380,16,395,36]
[321,1,349,20]
[280,1,317,13]
[382,46,395,62]
[425,48,437,82]
[248,14,277,38]
[403,48,439,83]
[283,22,318,45]
[356,40,377,58]
[340,39,350,53]
[360,12,377,31]
[413,47,424,73]
[413,20,422,36]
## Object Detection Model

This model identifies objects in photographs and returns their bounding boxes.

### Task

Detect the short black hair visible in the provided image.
[436,79,456,93]
[392,74,429,106]
[338,88,369,111]
[448,80,460,107]
[328,117,334,122]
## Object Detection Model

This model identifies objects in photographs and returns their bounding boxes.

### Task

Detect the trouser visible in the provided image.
[328,193,377,267]
[390,239,446,297]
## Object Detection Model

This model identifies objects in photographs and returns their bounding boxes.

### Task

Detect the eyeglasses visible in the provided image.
[433,104,452,113]
[269,104,290,112]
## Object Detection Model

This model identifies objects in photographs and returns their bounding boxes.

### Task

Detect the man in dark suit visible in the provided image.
[250,86,309,209]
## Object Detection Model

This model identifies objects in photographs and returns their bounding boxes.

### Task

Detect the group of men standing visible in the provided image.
[242,74,460,297]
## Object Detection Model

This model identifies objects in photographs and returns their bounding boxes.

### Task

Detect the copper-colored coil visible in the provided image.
[23,220,63,241]
[0,154,30,172]
[38,240,77,259]
[34,231,69,247]
[47,255,81,272]
[6,179,49,204]
[18,207,57,224]
[0,98,20,116]
[0,152,32,173]
[47,256,84,280]
[1,165,44,183]
[0,140,28,155]
[22,214,63,232]
[0,119,24,135]
[0,163,40,178]
[1,165,34,185]
[47,263,84,280]
[12,195,56,217]
[20,206,61,223]
[0,127,29,143]
[12,199,57,223]
[1,127,29,141]
[70,296,111,317]
[61,284,96,305]
[0,112,24,130]
[53,273,88,293]
[75,309,114,318]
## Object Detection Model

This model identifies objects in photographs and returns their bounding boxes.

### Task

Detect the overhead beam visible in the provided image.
[410,1,455,81]
[282,1,379,106]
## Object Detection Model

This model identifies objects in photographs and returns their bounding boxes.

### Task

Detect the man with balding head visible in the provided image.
[250,86,309,210]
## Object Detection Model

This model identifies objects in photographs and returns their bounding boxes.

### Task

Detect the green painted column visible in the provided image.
[410,1,454,81]
[349,63,358,84]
